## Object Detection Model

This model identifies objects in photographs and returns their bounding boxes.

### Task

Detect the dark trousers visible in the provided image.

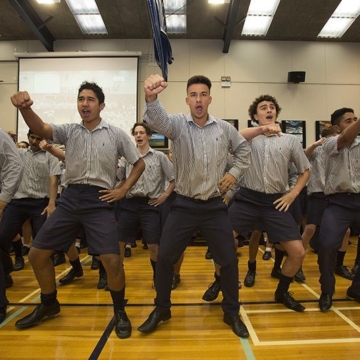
[0,198,48,308]
[318,193,360,295]
[155,195,239,314]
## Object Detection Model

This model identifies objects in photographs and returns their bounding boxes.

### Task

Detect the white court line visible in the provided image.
[244,248,360,346]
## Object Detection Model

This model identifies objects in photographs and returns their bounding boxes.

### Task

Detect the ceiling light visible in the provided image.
[208,0,230,4]
[164,0,187,34]
[318,0,360,38]
[65,0,107,35]
[241,0,280,36]
[36,0,61,3]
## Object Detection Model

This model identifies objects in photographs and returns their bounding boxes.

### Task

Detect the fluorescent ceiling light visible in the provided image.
[318,0,360,38]
[164,0,187,34]
[208,0,230,4]
[65,0,107,35]
[36,0,60,3]
[241,0,280,36]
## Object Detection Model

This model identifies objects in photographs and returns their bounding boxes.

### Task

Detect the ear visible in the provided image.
[253,114,259,122]
[208,95,212,104]
[100,103,105,111]
[185,96,190,105]
[333,124,340,134]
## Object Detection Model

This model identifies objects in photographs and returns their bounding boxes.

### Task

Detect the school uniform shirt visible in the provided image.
[0,129,23,203]
[13,148,61,199]
[241,133,310,194]
[50,119,140,190]
[323,135,360,195]
[118,148,174,198]
[144,99,250,200]
[306,146,326,195]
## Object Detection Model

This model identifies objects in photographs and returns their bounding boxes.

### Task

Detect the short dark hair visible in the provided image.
[187,75,212,92]
[321,126,337,138]
[78,81,105,104]
[131,122,152,136]
[330,107,354,126]
[248,95,282,122]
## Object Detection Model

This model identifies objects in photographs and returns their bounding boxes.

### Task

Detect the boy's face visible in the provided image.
[254,101,277,126]
[28,133,43,152]
[186,83,212,121]
[336,112,357,132]
[77,89,105,124]
[133,125,150,147]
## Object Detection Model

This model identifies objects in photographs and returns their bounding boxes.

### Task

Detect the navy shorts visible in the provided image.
[32,184,119,255]
[229,188,302,243]
[117,197,161,244]
[306,192,326,226]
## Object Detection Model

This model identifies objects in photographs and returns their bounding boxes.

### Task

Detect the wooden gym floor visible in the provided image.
[1,238,359,360]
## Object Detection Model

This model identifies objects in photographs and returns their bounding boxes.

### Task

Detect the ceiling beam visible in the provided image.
[222,0,242,53]
[9,0,55,52]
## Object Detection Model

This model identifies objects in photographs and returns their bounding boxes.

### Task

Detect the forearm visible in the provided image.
[48,176,59,204]
[19,108,53,139]
[119,158,145,192]
[289,169,310,197]
[338,120,360,148]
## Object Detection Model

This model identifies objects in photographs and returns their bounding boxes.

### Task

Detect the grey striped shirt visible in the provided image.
[51,120,140,190]
[14,149,61,199]
[242,134,310,194]
[323,135,360,194]
[144,99,250,200]
[306,146,325,195]
[118,148,175,198]
[0,129,23,203]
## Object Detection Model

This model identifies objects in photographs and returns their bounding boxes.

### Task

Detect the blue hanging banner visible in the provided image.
[147,0,174,81]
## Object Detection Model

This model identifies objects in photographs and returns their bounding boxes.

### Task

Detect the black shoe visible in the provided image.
[262,251,271,261]
[205,249,212,260]
[335,265,354,280]
[97,270,108,289]
[271,268,282,279]
[351,262,359,276]
[244,269,256,287]
[91,256,99,270]
[294,268,306,282]
[53,253,66,266]
[171,274,181,290]
[59,267,83,285]
[138,308,171,333]
[223,313,249,338]
[319,293,332,312]
[13,256,25,271]
[0,306,7,324]
[124,247,131,258]
[202,281,221,301]
[275,291,305,312]
[346,287,360,303]
[114,310,132,339]
[5,274,13,288]
[15,301,60,329]
[22,246,30,256]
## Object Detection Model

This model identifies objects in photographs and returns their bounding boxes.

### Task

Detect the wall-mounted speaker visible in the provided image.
[288,71,306,83]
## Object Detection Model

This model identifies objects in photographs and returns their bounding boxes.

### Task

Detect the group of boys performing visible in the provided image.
[0,72,359,340]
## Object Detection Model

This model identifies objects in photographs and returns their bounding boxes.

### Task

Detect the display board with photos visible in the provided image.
[281,120,306,148]
[223,119,239,130]
[149,131,169,149]
[315,120,332,140]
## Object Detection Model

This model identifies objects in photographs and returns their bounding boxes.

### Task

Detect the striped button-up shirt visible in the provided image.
[323,135,360,194]
[242,134,310,194]
[118,148,175,198]
[306,146,326,195]
[0,129,23,203]
[51,120,140,190]
[144,99,250,200]
[14,148,61,199]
